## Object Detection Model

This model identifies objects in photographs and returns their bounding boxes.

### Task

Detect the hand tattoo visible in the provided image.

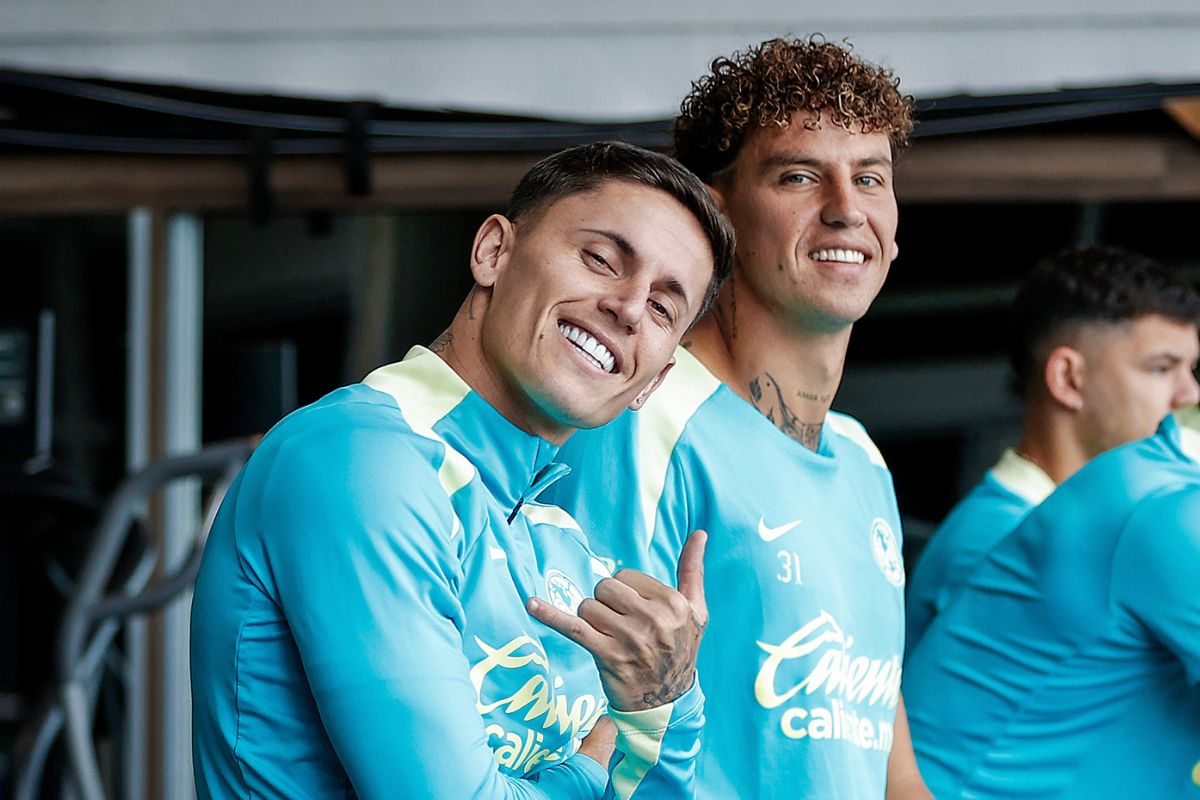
[633,609,702,708]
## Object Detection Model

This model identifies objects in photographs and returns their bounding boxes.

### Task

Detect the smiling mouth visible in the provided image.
[558,322,617,374]
[810,248,867,264]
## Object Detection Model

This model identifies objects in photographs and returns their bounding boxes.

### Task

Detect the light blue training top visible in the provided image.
[191,346,703,800]
[904,415,1200,799]
[547,347,906,800]
[906,449,1054,654]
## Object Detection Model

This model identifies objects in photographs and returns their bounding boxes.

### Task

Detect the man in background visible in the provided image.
[905,399,1200,796]
[550,37,931,799]
[906,245,1200,651]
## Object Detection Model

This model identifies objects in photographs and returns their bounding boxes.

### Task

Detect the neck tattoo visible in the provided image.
[748,372,823,451]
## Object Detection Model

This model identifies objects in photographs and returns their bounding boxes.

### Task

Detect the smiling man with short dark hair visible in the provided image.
[191,140,734,800]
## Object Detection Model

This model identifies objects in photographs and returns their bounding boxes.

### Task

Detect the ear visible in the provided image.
[1044,344,1086,412]
[629,357,675,411]
[470,214,516,288]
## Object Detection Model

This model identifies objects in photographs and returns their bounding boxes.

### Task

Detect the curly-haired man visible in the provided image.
[548,37,932,799]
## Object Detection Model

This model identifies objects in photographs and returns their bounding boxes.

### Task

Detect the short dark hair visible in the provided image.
[507,141,735,322]
[674,35,915,183]
[1009,245,1200,395]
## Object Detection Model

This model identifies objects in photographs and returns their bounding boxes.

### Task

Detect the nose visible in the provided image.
[1173,368,1200,409]
[820,178,867,228]
[598,282,647,333]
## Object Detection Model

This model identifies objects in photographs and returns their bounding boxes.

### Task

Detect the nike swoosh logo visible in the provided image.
[758,517,801,542]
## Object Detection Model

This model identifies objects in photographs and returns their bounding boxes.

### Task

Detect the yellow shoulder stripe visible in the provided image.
[990,448,1055,505]
[519,503,582,532]
[363,346,475,538]
[826,413,888,469]
[634,347,720,549]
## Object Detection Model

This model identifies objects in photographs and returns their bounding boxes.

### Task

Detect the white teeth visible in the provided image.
[810,248,866,264]
[558,323,616,373]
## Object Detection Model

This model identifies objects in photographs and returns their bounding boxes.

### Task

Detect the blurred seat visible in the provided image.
[12,438,254,800]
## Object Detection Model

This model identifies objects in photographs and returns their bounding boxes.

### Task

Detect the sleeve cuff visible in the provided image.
[607,674,703,734]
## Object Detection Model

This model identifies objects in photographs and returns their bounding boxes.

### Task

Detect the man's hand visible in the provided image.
[575,716,617,768]
[528,530,709,711]
[886,696,934,800]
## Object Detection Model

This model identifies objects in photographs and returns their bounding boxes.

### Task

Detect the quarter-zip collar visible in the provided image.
[364,346,570,520]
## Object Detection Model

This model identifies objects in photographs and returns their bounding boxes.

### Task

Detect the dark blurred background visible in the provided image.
[2,7,1200,796]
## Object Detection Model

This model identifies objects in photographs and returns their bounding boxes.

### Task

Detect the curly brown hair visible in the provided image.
[674,36,915,182]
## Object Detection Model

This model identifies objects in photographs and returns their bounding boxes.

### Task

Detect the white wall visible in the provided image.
[1,1,1198,119]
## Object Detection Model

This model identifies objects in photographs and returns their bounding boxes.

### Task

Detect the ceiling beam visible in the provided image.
[895,134,1200,201]
[1,133,1199,214]
[0,152,541,214]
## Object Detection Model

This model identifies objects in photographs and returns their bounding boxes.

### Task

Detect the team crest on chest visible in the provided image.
[869,518,905,587]
[544,569,585,615]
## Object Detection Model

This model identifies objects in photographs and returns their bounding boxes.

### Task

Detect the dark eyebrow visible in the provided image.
[1148,352,1185,364]
[582,228,692,310]
[762,155,893,171]
[857,156,893,169]
[582,228,635,257]
[763,155,821,172]
[665,278,690,308]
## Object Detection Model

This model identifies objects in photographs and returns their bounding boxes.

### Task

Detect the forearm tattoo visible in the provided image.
[749,372,823,451]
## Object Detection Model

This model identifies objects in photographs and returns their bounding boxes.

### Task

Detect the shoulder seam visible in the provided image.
[825,411,888,469]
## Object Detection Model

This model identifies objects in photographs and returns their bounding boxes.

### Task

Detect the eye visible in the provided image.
[648,298,673,323]
[856,174,884,188]
[781,172,814,186]
[582,249,614,273]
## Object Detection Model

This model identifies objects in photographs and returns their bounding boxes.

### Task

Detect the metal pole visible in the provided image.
[161,213,202,800]
[124,208,152,800]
